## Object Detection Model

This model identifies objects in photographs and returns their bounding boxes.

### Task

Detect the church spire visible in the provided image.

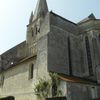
[29,11,33,23]
[33,0,48,21]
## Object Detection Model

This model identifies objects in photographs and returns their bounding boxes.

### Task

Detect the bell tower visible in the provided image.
[26,0,48,45]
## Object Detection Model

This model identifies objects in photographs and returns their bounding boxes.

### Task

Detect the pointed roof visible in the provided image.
[78,13,96,24]
[33,0,48,21]
[88,13,96,19]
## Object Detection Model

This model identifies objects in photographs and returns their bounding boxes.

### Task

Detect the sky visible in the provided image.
[0,0,100,54]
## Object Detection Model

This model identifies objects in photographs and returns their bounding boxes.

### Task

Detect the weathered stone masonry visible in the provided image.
[0,0,100,100]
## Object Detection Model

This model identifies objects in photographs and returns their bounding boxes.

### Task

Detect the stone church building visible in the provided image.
[0,0,100,100]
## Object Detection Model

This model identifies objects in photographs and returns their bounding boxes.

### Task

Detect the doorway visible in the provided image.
[0,96,14,100]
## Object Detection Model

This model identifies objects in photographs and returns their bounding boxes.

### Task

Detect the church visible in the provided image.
[0,0,100,100]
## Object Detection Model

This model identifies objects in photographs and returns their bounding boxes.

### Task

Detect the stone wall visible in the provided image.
[0,41,27,71]
[48,25,70,75]
[50,12,80,35]
[67,83,91,100]
[0,57,37,100]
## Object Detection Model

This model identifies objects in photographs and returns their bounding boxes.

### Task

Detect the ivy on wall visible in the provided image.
[34,73,63,98]
[34,78,50,97]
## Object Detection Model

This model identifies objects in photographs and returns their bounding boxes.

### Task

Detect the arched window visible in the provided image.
[85,36,93,76]
[29,63,34,79]
[99,34,100,41]
[52,82,57,97]
[91,87,97,99]
[0,74,4,86]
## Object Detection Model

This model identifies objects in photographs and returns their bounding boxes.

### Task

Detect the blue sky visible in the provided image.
[0,0,100,54]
